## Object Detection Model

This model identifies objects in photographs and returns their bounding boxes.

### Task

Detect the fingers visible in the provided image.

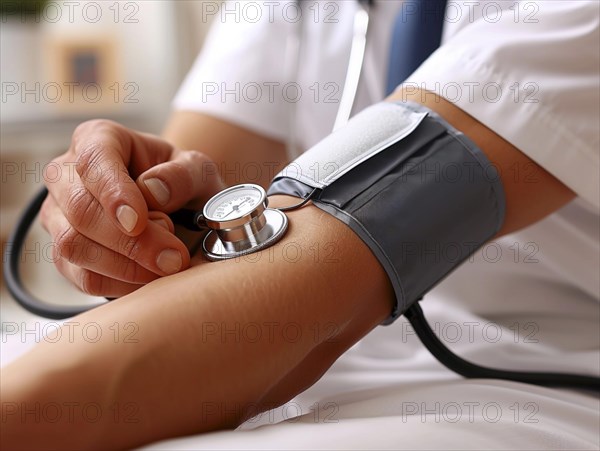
[137,149,226,212]
[41,198,145,297]
[42,184,190,279]
[70,120,175,236]
[40,120,208,298]
[57,259,144,298]
[148,211,175,233]
[41,196,160,285]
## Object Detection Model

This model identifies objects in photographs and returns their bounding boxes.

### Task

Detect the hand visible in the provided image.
[41,119,225,297]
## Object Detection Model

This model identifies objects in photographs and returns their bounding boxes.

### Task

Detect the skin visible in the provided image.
[394,89,574,236]
[0,89,574,450]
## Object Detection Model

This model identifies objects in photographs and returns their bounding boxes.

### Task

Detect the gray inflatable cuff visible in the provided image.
[268,102,505,325]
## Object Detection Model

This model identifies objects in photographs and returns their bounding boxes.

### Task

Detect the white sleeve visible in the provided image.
[404,1,600,208]
[172,1,297,142]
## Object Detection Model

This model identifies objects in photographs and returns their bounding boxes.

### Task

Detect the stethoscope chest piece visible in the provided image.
[199,184,288,261]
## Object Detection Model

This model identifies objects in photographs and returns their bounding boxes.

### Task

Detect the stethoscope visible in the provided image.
[284,0,371,159]
[3,0,599,391]
[332,0,371,131]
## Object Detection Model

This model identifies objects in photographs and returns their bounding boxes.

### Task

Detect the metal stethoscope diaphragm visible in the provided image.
[198,184,289,261]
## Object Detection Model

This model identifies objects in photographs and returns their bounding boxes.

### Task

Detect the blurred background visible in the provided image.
[0,0,217,363]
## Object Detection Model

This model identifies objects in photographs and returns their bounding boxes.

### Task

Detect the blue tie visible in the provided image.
[386,0,448,95]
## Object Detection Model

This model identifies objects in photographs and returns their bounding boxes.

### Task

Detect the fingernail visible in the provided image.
[116,205,138,232]
[151,218,170,231]
[144,178,170,206]
[156,249,182,274]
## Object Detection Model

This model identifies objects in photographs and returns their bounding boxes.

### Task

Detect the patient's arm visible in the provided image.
[2,90,575,450]
[2,195,394,450]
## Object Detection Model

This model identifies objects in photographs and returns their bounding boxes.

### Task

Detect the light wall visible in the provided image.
[0,1,215,131]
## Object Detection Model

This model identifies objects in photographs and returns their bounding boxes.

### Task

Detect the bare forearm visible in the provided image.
[1,196,393,450]
[162,112,288,189]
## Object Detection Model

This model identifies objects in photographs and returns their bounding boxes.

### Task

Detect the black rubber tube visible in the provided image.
[405,302,600,391]
[2,187,104,319]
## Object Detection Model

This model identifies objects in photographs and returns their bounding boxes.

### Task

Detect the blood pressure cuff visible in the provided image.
[268,102,505,324]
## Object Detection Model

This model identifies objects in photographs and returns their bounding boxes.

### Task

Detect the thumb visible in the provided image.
[136,149,226,213]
